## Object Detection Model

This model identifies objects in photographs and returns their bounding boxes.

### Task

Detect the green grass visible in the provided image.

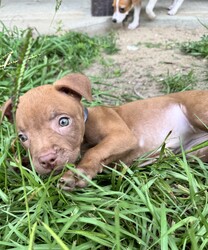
[1,27,208,249]
[159,34,208,94]
[160,70,196,94]
[0,25,118,104]
[181,34,208,58]
[180,34,208,82]
[1,146,208,249]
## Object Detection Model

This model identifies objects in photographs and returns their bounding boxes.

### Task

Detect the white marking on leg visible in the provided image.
[168,0,184,15]
[168,0,177,10]
[146,0,157,19]
[128,5,141,29]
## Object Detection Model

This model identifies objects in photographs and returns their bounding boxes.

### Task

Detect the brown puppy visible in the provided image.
[2,73,208,191]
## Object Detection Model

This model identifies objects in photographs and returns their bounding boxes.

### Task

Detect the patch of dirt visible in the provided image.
[84,26,207,102]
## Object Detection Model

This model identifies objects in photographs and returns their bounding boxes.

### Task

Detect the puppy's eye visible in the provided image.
[18,133,28,142]
[119,7,125,13]
[59,117,71,127]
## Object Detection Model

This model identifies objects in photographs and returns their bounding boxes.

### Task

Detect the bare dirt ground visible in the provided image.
[85,26,207,102]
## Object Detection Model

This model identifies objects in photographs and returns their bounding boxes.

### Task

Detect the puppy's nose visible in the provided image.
[38,152,57,169]
[112,19,117,23]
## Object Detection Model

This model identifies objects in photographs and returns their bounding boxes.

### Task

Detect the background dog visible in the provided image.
[112,0,185,29]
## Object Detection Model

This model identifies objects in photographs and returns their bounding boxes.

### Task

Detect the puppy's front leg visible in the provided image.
[58,132,138,191]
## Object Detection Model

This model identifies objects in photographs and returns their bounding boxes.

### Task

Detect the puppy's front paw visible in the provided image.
[128,22,139,30]
[58,168,91,191]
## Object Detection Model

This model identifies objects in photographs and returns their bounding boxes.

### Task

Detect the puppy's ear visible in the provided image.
[54,73,92,102]
[0,99,14,124]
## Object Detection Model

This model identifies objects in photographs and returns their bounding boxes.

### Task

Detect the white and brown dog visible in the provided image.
[146,0,185,17]
[112,0,185,29]
[112,0,144,29]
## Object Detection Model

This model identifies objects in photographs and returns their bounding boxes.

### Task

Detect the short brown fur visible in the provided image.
[2,73,208,191]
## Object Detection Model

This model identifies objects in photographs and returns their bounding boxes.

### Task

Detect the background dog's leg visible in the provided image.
[128,3,141,29]
[168,0,184,15]
[168,0,177,10]
[146,0,158,19]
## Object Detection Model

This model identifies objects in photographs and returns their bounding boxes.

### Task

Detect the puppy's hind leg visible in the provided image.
[146,0,158,19]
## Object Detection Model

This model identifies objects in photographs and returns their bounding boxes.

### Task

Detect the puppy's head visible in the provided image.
[112,0,133,24]
[2,74,92,175]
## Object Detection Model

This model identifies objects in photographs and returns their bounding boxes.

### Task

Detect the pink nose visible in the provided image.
[38,152,57,169]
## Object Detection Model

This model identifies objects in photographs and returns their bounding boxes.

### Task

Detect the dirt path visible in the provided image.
[85,26,207,102]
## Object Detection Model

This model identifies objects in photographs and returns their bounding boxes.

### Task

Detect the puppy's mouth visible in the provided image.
[38,158,74,173]
[51,162,76,176]
[35,166,63,176]
[50,168,64,175]
[33,148,81,175]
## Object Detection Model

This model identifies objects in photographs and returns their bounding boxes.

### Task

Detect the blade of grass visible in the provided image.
[28,222,37,250]
[114,205,121,250]
[41,221,70,250]
[160,203,168,250]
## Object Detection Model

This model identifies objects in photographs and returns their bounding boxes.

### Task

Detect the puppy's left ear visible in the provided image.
[54,73,92,101]
[0,99,14,124]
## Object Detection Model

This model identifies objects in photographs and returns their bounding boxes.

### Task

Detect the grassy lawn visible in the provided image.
[0,25,208,249]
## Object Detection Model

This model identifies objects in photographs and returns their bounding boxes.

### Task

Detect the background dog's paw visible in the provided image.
[57,169,89,191]
[168,7,177,16]
[168,9,177,15]
[168,4,174,10]
[128,22,139,30]
[146,10,156,19]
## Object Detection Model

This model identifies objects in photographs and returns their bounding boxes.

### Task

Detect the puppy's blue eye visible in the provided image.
[59,117,71,127]
[18,133,28,142]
